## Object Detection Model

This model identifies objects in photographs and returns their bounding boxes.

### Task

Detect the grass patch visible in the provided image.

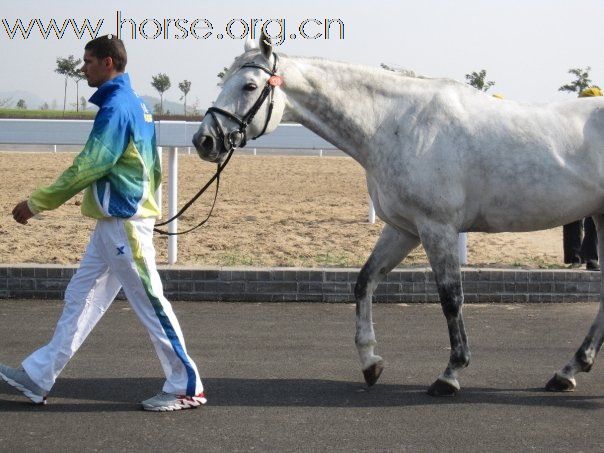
[217,252,256,266]
[0,109,96,120]
[312,252,354,267]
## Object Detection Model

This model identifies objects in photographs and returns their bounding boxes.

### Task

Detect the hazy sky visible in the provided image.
[1,0,603,108]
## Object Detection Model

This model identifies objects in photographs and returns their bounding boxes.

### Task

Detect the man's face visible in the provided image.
[81,50,113,88]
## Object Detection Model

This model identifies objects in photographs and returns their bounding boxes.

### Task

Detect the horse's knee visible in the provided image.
[437,281,463,318]
[354,264,388,298]
[354,260,376,298]
[354,276,368,302]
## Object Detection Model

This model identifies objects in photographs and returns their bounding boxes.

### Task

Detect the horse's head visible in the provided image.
[193,31,286,163]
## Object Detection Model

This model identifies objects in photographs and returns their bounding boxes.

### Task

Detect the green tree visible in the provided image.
[151,73,171,115]
[71,69,85,112]
[16,99,27,109]
[559,67,592,94]
[80,96,87,111]
[39,102,50,110]
[465,69,495,92]
[178,80,191,116]
[0,97,11,108]
[55,55,81,117]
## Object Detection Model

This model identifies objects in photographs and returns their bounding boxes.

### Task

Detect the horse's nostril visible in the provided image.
[193,133,215,154]
[200,135,214,153]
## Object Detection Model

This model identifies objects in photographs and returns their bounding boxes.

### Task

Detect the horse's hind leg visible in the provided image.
[418,222,470,396]
[546,214,604,392]
[355,224,420,386]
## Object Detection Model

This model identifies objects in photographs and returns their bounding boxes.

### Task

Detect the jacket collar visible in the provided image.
[89,73,130,107]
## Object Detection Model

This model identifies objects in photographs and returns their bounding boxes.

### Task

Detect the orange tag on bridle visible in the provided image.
[268,75,283,87]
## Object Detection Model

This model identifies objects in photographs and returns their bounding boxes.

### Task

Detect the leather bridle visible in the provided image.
[154,53,280,236]
[205,53,280,152]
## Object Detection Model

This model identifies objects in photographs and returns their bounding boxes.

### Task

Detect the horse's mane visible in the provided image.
[294,56,469,91]
[221,50,466,90]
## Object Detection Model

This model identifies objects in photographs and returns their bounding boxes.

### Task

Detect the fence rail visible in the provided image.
[0,119,338,149]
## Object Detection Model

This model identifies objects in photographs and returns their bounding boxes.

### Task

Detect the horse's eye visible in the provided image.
[244,83,257,92]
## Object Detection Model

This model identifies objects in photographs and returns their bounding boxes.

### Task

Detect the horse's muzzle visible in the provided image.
[192,131,218,162]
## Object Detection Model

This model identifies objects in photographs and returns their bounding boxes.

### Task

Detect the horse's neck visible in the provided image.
[279,56,422,167]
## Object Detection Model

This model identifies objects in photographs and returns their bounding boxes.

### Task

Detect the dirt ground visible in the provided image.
[0,152,568,268]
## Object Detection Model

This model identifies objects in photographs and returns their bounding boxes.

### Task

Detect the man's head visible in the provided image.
[82,34,127,88]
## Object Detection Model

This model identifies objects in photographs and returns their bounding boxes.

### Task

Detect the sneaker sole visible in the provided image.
[0,371,46,405]
[142,395,207,412]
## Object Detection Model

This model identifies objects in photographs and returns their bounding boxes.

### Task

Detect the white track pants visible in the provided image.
[22,218,203,396]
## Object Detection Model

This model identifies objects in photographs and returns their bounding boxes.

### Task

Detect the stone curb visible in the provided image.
[0,264,600,303]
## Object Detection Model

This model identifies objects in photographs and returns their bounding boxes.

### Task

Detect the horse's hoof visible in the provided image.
[545,374,576,392]
[362,360,384,387]
[427,378,459,397]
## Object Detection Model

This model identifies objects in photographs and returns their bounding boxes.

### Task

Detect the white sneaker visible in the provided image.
[141,391,207,412]
[0,364,47,404]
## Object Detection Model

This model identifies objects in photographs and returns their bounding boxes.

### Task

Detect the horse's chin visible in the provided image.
[196,149,228,165]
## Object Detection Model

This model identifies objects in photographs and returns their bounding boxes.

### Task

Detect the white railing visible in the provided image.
[0,119,468,265]
[0,118,337,148]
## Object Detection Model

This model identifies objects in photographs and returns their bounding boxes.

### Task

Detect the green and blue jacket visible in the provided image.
[28,73,161,219]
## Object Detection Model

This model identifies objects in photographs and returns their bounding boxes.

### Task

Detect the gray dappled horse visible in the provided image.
[193,31,604,396]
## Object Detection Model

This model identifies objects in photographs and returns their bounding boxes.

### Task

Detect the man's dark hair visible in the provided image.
[84,35,127,72]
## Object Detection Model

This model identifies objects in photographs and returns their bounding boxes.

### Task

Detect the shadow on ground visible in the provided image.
[0,377,602,412]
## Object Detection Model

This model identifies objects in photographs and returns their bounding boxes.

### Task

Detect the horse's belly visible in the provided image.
[467,196,604,233]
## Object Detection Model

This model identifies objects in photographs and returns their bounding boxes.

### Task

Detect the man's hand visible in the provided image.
[12,200,34,225]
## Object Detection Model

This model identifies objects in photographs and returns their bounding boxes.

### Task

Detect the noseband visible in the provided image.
[205,53,280,152]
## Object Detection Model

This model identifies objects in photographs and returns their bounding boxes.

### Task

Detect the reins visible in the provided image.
[153,147,234,236]
[153,53,280,236]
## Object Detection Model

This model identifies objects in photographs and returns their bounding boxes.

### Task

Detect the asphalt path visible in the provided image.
[0,300,602,452]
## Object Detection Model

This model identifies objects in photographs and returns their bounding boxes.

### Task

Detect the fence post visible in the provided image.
[458,233,468,265]
[53,144,57,153]
[156,147,163,218]
[168,147,178,264]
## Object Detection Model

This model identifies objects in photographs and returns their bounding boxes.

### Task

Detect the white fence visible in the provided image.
[0,118,337,149]
[0,119,468,265]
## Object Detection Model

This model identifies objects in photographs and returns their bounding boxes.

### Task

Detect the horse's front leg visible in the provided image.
[355,224,420,386]
[546,213,604,392]
[418,221,470,396]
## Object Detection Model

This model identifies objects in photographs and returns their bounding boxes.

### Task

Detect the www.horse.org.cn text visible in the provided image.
[1,12,345,45]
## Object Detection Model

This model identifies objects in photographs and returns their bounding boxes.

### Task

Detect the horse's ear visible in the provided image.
[244,37,258,52]
[260,30,273,60]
